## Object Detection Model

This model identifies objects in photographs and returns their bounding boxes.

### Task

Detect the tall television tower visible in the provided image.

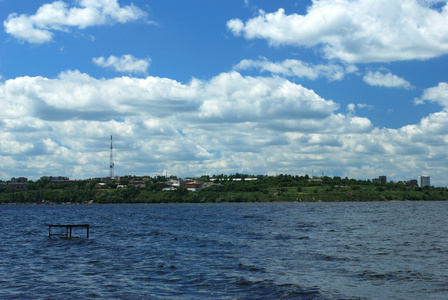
[109,135,114,179]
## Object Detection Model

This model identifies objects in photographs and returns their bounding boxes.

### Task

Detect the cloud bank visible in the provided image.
[1,70,447,184]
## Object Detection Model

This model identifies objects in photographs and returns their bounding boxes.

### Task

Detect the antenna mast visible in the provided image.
[109,135,114,179]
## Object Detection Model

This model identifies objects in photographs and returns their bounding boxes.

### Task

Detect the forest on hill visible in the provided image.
[1,174,447,204]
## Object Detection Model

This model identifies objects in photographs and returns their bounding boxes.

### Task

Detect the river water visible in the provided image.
[1,201,447,299]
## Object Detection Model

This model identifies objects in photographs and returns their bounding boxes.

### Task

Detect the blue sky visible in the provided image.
[1,0,448,185]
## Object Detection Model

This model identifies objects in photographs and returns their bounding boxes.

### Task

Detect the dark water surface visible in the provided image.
[1,202,447,299]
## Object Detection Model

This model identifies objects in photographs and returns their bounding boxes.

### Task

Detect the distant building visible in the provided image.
[11,177,28,183]
[162,186,177,191]
[184,183,203,191]
[409,179,418,187]
[129,180,146,188]
[398,179,418,187]
[418,175,430,187]
[372,176,387,184]
[167,179,186,187]
[41,176,69,181]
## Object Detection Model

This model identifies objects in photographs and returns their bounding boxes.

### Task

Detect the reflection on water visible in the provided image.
[1,202,448,299]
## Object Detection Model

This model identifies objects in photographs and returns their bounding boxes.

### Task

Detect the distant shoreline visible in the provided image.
[2,175,447,204]
[2,198,447,205]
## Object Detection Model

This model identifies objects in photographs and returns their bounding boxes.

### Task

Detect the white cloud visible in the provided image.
[4,0,146,44]
[356,103,374,110]
[198,71,339,122]
[0,137,34,155]
[3,14,54,44]
[415,82,448,107]
[347,103,356,113]
[363,71,412,89]
[0,70,338,123]
[93,55,151,74]
[227,0,448,63]
[234,58,357,81]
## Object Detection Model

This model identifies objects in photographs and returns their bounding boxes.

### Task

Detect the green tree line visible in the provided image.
[1,175,447,204]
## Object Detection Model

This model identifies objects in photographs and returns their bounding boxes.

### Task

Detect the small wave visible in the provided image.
[273,233,294,240]
[149,230,173,237]
[296,222,318,232]
[309,252,352,262]
[230,278,322,299]
[242,215,264,219]
[358,269,432,283]
[238,263,266,272]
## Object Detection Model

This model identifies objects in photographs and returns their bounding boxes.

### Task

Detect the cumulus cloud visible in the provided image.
[227,0,448,63]
[0,70,338,123]
[415,82,448,107]
[234,58,357,81]
[363,71,412,89]
[93,55,151,74]
[4,0,146,44]
[198,71,339,122]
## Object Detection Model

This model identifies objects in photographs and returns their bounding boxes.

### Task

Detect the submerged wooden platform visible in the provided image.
[48,224,89,238]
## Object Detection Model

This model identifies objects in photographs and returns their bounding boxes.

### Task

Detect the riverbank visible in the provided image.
[1,174,447,203]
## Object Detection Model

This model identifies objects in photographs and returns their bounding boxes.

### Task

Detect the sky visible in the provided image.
[1,0,448,185]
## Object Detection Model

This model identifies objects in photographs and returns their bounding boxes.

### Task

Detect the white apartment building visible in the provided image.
[418,175,430,187]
